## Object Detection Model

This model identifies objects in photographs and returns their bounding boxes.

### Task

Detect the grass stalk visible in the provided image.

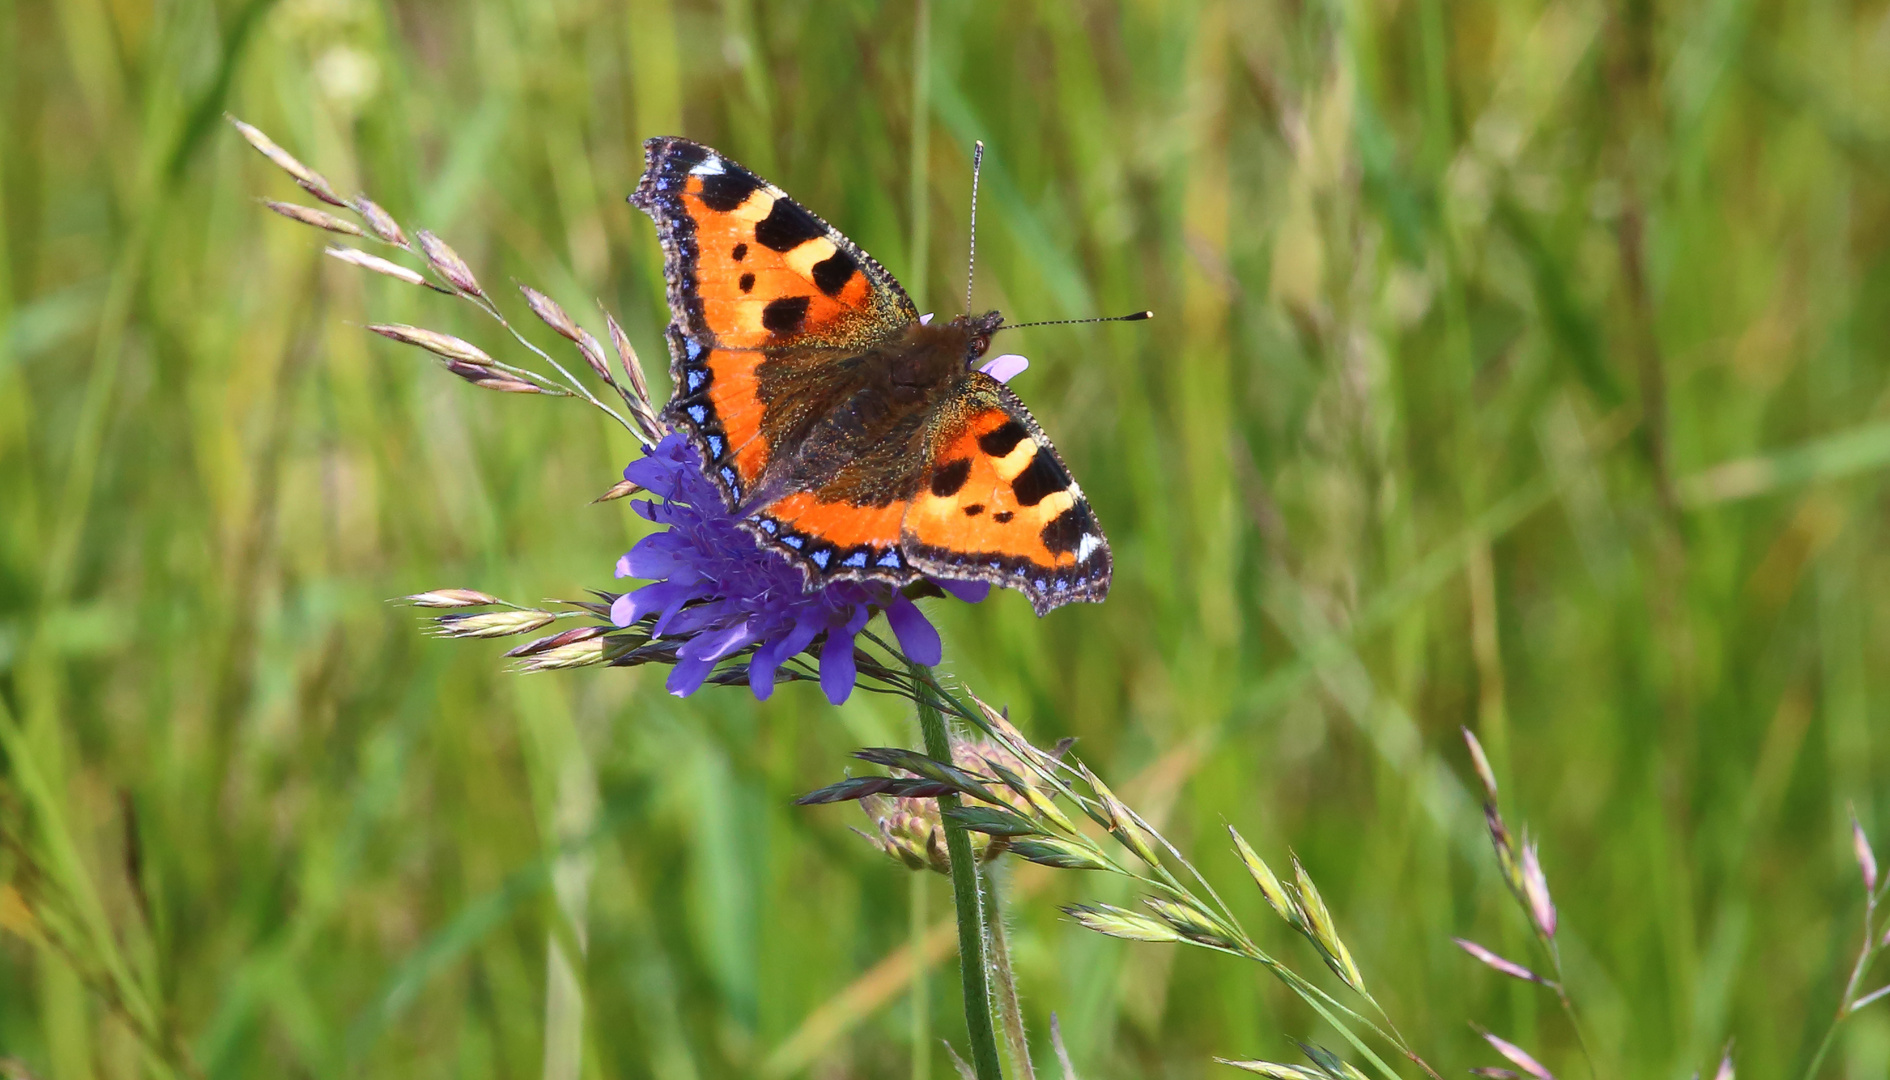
[912,661,1004,1080]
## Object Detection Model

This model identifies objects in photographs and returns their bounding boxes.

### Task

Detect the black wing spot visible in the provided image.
[963,504,985,517]
[993,510,1014,523]
[762,296,811,335]
[1040,506,1088,555]
[1011,447,1070,507]
[977,420,1029,458]
[811,249,857,296]
[930,458,972,497]
[739,273,755,293]
[698,170,762,212]
[663,140,709,170]
[755,199,824,252]
[731,243,748,262]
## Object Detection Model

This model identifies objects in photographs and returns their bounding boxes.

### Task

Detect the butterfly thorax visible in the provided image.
[755,312,1004,506]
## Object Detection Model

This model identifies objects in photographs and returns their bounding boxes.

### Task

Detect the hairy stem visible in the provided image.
[913,662,1004,1080]
[981,866,1035,1080]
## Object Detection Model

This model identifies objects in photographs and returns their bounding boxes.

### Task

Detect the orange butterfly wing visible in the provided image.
[899,376,1111,614]
[632,138,916,506]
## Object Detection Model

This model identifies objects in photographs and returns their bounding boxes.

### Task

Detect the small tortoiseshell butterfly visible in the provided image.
[629,138,1112,616]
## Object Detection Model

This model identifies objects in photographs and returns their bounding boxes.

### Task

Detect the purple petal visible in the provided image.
[979,353,1029,383]
[919,312,934,325]
[625,581,696,626]
[666,654,717,697]
[681,620,758,663]
[610,592,637,627]
[819,607,871,705]
[885,593,942,665]
[934,578,990,604]
[749,613,826,699]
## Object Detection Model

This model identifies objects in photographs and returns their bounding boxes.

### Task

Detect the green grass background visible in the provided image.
[3,0,1889,1076]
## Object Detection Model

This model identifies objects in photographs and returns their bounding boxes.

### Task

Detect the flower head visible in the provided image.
[861,734,1042,874]
[610,433,986,703]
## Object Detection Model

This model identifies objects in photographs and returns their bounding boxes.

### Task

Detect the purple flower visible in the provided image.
[610,433,986,703]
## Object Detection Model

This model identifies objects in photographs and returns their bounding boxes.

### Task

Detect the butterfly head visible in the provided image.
[947,310,1006,369]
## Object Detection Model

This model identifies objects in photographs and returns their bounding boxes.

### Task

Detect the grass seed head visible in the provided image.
[1009,837,1121,873]
[228,115,345,206]
[514,637,611,671]
[432,610,556,638]
[262,200,366,237]
[367,324,494,367]
[404,589,501,608]
[415,229,484,296]
[1481,1033,1554,1080]
[1230,826,1305,929]
[1080,763,1161,866]
[1852,809,1878,895]
[604,312,664,442]
[325,246,446,291]
[1065,902,1186,943]
[1213,1060,1326,1079]
[519,285,580,340]
[1291,854,1364,991]
[1452,937,1548,985]
[594,478,644,503]
[1519,839,1558,938]
[1143,897,1240,951]
[1463,725,1500,803]
[350,195,408,246]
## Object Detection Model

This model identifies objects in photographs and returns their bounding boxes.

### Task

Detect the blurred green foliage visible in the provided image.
[2,0,1890,1077]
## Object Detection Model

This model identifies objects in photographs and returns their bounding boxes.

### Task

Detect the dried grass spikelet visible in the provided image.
[1852,808,1879,894]
[367,324,494,366]
[414,229,484,296]
[1480,1032,1554,1080]
[351,195,408,246]
[1213,1060,1326,1080]
[430,609,558,639]
[404,589,502,608]
[860,735,1048,875]
[262,200,366,237]
[1452,937,1550,985]
[324,246,448,292]
[605,312,664,439]
[1518,838,1557,939]
[228,114,345,206]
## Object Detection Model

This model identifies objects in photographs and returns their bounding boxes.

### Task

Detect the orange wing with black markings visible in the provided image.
[631,137,919,509]
[900,376,1111,615]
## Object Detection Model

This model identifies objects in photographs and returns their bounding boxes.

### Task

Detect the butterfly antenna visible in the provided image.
[964,140,984,317]
[999,311,1154,331]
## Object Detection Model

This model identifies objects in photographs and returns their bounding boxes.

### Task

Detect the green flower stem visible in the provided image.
[912,661,1004,1080]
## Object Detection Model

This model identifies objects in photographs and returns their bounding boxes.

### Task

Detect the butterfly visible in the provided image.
[628,138,1111,616]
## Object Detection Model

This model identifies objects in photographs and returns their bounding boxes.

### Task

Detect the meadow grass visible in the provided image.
[3,0,1890,1077]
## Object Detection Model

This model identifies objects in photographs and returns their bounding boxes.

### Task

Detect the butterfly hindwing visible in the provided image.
[899,374,1110,614]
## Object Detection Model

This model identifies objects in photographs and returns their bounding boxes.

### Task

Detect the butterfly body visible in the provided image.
[631,137,1110,615]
